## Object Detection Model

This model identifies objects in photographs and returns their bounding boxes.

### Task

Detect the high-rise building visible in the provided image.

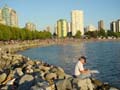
[0,9,2,19]
[0,9,5,25]
[1,5,18,27]
[71,10,84,36]
[116,19,120,32]
[86,25,97,32]
[54,24,57,35]
[110,21,116,32]
[10,9,18,27]
[68,22,71,33]
[46,26,51,32]
[98,20,104,30]
[57,19,67,38]
[25,22,36,31]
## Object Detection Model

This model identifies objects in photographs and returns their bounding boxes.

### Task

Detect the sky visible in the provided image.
[0,0,120,32]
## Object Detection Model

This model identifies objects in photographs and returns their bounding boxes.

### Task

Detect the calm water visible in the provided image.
[19,41,120,88]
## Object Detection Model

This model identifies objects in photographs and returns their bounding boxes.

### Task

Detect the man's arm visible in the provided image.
[80,69,90,74]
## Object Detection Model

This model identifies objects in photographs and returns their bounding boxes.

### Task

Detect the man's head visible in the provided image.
[78,56,87,64]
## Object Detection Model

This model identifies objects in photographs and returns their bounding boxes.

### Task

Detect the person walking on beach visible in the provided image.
[74,56,91,79]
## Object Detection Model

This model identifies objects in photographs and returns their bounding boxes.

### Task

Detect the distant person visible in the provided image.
[74,56,91,79]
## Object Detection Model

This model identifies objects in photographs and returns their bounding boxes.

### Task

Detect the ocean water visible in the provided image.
[19,41,120,88]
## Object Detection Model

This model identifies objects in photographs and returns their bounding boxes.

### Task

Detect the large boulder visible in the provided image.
[26,60,35,66]
[0,73,7,84]
[15,68,24,77]
[72,78,93,90]
[56,77,94,90]
[109,87,120,90]
[39,65,51,72]
[30,81,54,90]
[18,74,34,90]
[50,67,66,79]
[55,77,73,90]
[44,72,57,81]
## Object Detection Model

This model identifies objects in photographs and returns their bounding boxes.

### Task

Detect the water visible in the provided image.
[19,41,120,88]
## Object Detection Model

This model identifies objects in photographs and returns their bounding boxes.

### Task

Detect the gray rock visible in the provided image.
[50,67,66,79]
[49,67,58,73]
[57,67,64,73]
[0,73,7,83]
[0,85,8,90]
[39,65,50,72]
[30,81,54,90]
[56,70,66,79]
[15,68,24,77]
[72,78,93,90]
[25,65,34,74]
[91,78,103,87]
[18,74,34,90]
[109,87,119,90]
[19,74,34,85]
[44,72,57,81]
[26,60,34,66]
[55,77,73,90]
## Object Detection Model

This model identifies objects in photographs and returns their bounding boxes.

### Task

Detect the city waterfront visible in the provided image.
[19,41,120,88]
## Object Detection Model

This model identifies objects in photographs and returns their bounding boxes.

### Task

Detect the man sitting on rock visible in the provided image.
[74,56,91,79]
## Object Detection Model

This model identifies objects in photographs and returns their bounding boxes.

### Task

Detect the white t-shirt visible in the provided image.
[74,61,84,76]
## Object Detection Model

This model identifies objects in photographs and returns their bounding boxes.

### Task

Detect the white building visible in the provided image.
[0,9,6,25]
[25,22,36,31]
[67,22,71,33]
[71,10,84,36]
[86,25,97,32]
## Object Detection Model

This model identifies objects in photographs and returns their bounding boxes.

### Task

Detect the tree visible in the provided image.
[84,31,98,38]
[75,31,81,38]
[98,29,106,37]
[0,24,52,41]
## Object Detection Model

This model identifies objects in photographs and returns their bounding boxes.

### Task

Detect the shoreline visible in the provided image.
[0,39,120,90]
[1,38,120,53]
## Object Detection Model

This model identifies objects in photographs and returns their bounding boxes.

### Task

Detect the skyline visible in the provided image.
[0,0,120,32]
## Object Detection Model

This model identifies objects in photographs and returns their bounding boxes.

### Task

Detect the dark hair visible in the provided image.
[78,56,87,63]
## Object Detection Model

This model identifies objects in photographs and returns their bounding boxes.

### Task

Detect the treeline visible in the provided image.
[84,29,120,38]
[0,24,52,41]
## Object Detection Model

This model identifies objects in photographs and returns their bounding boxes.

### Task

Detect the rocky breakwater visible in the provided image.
[0,51,119,90]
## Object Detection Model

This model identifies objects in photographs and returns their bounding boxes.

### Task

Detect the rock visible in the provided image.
[6,78,16,85]
[19,74,34,85]
[2,70,14,85]
[56,66,64,73]
[39,65,50,72]
[109,87,119,90]
[56,70,66,79]
[44,72,57,81]
[91,78,103,88]
[0,85,8,90]
[72,78,93,90]
[25,65,34,74]
[0,73,7,84]
[26,60,34,66]
[55,77,73,90]
[50,67,66,79]
[65,74,73,79]
[18,74,34,90]
[30,81,54,90]
[15,68,24,77]
[49,67,58,73]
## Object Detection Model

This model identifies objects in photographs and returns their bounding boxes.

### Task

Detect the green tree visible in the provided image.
[98,29,106,37]
[75,31,81,38]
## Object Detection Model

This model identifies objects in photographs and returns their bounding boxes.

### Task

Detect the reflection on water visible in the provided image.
[19,41,120,88]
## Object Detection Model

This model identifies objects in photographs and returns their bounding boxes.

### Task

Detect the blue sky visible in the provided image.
[0,0,120,32]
